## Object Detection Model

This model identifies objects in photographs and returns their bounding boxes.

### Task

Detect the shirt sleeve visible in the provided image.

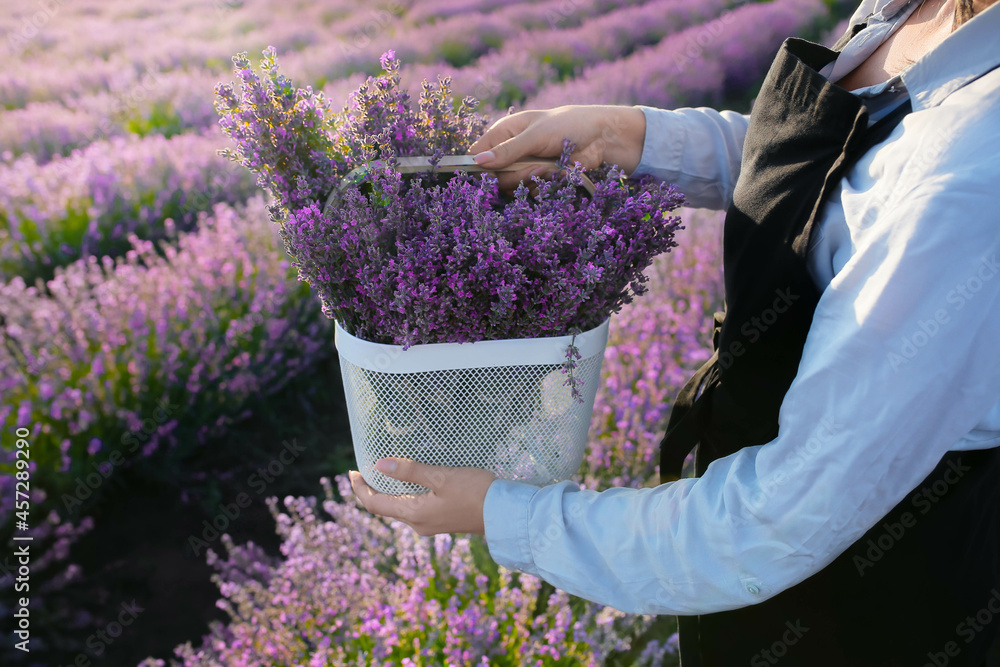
[483,107,1000,616]
[630,105,750,211]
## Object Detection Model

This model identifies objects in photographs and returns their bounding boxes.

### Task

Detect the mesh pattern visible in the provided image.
[339,352,605,495]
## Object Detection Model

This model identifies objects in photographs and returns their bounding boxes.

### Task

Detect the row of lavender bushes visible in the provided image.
[527,0,828,109]
[137,209,724,667]
[0,0,730,165]
[397,0,732,114]
[0,129,260,285]
[1,0,838,156]
[0,195,332,521]
[0,0,653,155]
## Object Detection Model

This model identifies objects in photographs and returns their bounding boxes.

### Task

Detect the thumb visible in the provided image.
[376,458,448,491]
[474,129,540,170]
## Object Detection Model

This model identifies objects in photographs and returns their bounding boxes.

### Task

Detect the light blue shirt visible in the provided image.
[482,0,1000,615]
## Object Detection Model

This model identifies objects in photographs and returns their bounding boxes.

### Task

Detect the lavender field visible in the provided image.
[0,0,851,664]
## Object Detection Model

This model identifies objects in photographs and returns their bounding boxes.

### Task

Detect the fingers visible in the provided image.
[467,107,611,197]
[347,469,377,510]
[571,138,606,171]
[469,111,554,170]
[348,468,420,526]
[477,131,541,170]
[468,112,533,156]
[376,457,448,491]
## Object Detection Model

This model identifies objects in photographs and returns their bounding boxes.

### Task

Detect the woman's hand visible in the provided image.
[468,104,647,192]
[348,458,498,536]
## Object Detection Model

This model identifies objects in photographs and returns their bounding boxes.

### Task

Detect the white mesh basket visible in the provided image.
[335,319,610,495]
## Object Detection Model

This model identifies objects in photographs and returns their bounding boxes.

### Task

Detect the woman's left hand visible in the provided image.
[348,459,498,536]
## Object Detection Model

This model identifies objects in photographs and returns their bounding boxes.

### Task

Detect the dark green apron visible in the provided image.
[658,37,1000,666]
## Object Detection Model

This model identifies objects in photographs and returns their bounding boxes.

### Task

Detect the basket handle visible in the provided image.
[324,155,596,213]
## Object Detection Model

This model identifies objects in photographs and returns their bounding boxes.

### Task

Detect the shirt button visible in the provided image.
[746,583,760,595]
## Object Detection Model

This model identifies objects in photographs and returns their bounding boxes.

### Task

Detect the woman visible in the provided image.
[349,0,1000,663]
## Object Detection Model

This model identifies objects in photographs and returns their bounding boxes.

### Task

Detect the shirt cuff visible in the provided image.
[630,105,687,182]
[482,478,540,573]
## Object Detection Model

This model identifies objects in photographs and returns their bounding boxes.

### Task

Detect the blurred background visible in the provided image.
[0,0,855,664]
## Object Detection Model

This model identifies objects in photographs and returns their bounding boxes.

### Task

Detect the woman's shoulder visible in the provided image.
[840,74,998,250]
[867,71,1000,194]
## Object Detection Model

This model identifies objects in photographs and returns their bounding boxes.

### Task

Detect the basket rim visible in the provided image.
[334,318,610,373]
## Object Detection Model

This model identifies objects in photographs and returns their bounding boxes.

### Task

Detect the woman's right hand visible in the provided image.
[468,104,647,192]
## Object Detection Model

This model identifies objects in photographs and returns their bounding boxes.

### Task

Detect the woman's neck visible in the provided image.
[834,0,956,91]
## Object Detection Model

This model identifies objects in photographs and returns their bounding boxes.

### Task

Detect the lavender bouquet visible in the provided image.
[215,47,684,491]
[215,47,684,349]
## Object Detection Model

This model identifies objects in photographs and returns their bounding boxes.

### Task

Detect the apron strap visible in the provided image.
[830,13,873,52]
[659,98,914,485]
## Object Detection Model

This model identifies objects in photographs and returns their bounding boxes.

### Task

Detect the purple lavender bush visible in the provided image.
[0,70,225,164]
[578,209,725,491]
[137,477,669,667]
[0,509,97,659]
[215,48,685,351]
[0,196,331,514]
[0,129,259,285]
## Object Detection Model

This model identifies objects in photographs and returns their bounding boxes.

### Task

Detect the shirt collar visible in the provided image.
[822,0,921,84]
[844,0,908,27]
[876,0,918,20]
[902,0,1000,110]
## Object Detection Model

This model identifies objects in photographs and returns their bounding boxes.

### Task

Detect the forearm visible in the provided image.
[631,105,750,210]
